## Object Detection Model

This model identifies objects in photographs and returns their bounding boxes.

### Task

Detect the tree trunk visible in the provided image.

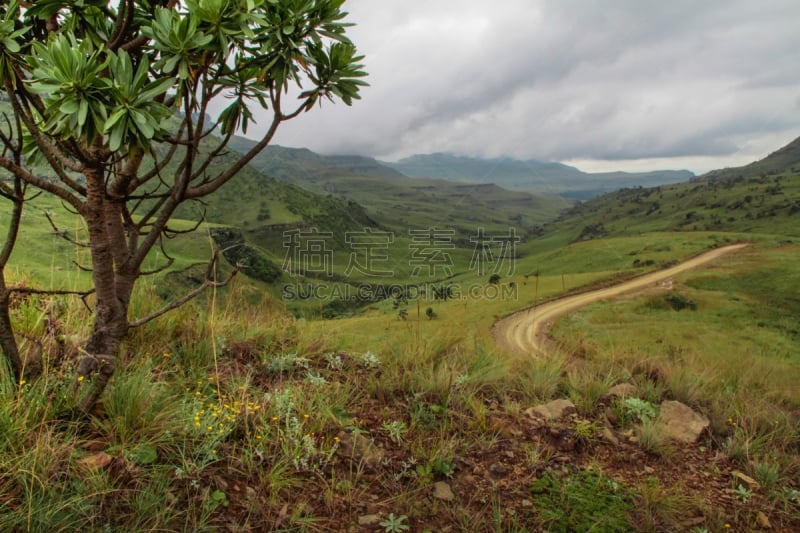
[75,160,133,412]
[0,277,22,384]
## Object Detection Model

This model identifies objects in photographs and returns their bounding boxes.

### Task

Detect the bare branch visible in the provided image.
[107,0,134,51]
[9,286,95,297]
[71,260,93,272]
[139,256,175,276]
[128,253,238,328]
[191,129,234,183]
[164,208,205,237]
[0,178,23,267]
[185,108,282,198]
[0,156,84,213]
[43,209,90,247]
[135,124,185,190]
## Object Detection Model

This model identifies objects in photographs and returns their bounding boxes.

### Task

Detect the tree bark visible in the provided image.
[75,160,132,412]
[0,277,22,383]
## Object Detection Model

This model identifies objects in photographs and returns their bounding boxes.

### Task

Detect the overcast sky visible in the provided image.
[264,0,800,174]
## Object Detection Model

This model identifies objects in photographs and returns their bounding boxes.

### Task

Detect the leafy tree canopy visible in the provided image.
[0,0,366,408]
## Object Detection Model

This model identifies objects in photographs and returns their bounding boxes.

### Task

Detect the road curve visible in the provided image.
[493,243,748,357]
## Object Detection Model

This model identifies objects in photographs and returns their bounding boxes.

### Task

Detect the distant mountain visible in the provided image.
[384,153,694,199]
[226,138,571,236]
[226,138,405,188]
[546,135,800,241]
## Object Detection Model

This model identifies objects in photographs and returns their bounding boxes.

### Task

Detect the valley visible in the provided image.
[3,132,800,531]
[2,4,798,531]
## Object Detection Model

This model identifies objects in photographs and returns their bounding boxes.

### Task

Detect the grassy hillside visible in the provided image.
[544,136,800,243]
[225,140,571,233]
[3,134,800,530]
[4,230,797,531]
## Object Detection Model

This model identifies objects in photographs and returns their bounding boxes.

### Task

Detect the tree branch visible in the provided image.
[5,78,87,176]
[0,156,84,213]
[128,253,238,328]
[184,93,283,199]
[9,286,95,297]
[107,0,134,51]
[0,179,23,268]
[42,209,90,248]
[139,256,174,276]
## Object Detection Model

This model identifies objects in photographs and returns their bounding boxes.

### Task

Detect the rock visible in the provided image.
[605,383,637,399]
[526,399,577,421]
[335,430,384,472]
[521,499,533,508]
[756,510,771,529]
[732,470,760,490]
[357,514,382,527]
[601,427,619,446]
[526,416,546,429]
[488,462,509,478]
[433,481,455,501]
[657,400,709,443]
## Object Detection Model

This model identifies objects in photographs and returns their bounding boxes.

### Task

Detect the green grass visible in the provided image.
[530,470,635,532]
[2,235,799,530]
[550,168,800,243]
[3,132,800,530]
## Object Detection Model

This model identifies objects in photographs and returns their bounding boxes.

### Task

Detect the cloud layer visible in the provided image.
[265,0,800,172]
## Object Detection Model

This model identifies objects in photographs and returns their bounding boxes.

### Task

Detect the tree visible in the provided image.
[0,0,366,411]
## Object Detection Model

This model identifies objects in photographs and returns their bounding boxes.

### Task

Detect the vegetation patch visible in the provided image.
[530,470,635,532]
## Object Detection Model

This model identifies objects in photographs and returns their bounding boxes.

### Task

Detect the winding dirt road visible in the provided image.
[493,243,748,357]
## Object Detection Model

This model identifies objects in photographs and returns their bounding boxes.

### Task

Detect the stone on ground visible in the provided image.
[525,399,577,420]
[657,400,709,443]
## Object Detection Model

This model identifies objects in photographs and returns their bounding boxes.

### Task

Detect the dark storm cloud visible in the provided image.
[267,0,800,172]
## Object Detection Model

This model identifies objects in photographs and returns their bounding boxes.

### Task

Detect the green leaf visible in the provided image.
[108,123,125,151]
[137,77,174,102]
[78,99,89,127]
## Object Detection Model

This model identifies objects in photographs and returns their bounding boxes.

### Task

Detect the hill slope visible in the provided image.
[546,135,800,242]
[226,139,571,235]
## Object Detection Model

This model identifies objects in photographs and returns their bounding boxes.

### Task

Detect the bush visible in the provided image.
[664,292,697,311]
[531,470,634,532]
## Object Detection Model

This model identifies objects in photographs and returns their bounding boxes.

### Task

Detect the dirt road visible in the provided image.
[493,243,748,357]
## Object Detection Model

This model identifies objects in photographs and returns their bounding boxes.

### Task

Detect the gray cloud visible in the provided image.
[264,0,800,172]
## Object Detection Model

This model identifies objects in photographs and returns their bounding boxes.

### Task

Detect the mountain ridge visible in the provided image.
[384,152,695,199]
[545,134,800,241]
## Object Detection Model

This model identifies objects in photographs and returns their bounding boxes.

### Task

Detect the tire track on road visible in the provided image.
[493,243,749,357]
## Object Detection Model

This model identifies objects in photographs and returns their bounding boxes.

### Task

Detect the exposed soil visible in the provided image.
[160,393,797,531]
[493,243,749,356]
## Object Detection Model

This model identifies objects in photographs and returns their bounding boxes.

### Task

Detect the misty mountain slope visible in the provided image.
[226,138,571,235]
[385,153,694,199]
